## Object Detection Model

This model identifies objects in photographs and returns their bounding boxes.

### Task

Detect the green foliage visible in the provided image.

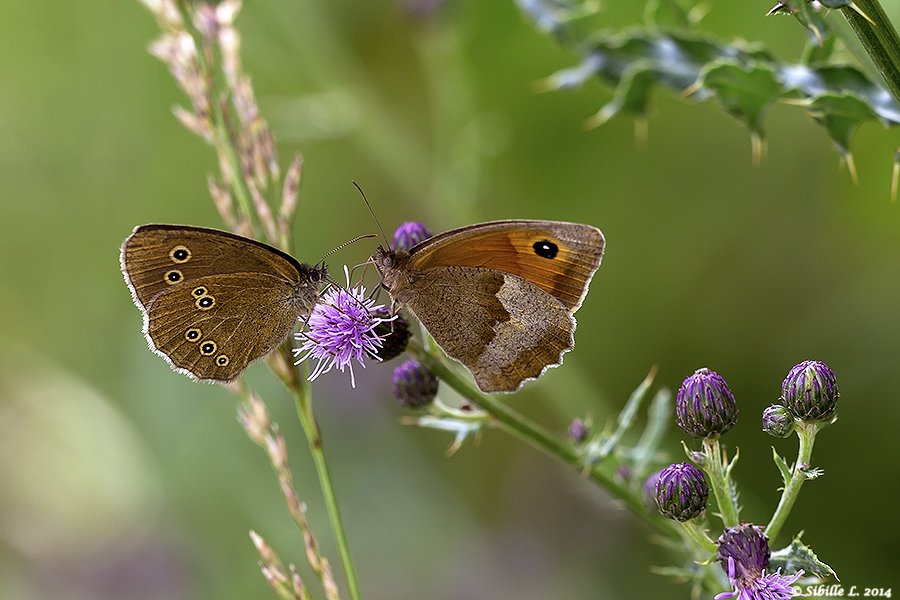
[771,535,839,580]
[518,0,900,168]
[772,446,794,487]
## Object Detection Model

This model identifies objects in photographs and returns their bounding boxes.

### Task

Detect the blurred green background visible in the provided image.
[1,0,898,598]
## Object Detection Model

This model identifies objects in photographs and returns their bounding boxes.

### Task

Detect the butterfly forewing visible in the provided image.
[122,225,306,304]
[406,221,604,312]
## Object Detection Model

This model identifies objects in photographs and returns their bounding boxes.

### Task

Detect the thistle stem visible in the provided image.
[701,439,740,529]
[680,519,717,555]
[408,340,680,538]
[843,0,900,105]
[765,421,819,542]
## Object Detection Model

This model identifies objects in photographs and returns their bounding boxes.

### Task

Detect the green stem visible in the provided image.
[408,340,680,539]
[765,422,819,542]
[283,357,362,600]
[680,519,717,555]
[842,0,900,105]
[701,439,740,528]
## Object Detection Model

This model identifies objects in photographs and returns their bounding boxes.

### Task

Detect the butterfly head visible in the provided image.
[372,245,410,289]
[307,262,329,283]
[289,262,329,314]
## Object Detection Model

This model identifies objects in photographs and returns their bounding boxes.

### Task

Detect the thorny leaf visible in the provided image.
[520,0,900,171]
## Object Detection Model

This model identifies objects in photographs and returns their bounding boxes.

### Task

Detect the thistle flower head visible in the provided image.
[294,267,392,387]
[780,360,839,423]
[391,359,438,408]
[655,462,709,521]
[715,523,804,600]
[676,368,738,439]
[391,222,433,252]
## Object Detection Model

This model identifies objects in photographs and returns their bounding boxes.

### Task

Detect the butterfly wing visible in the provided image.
[143,273,307,382]
[120,224,308,309]
[402,267,574,393]
[385,220,604,393]
[406,220,605,312]
[121,224,324,382]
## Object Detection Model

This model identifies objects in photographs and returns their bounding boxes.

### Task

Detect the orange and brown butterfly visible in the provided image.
[372,220,605,393]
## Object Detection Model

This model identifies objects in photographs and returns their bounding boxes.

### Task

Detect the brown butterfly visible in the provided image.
[120,224,327,382]
[372,220,605,393]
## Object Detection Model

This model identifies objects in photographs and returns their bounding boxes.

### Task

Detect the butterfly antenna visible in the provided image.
[353,180,390,247]
[317,233,378,268]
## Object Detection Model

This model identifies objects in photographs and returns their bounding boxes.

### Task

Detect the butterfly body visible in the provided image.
[120,224,326,382]
[373,220,605,393]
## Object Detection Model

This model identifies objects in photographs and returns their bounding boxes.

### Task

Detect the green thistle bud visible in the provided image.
[655,462,709,522]
[676,368,738,439]
[780,360,839,422]
[391,359,438,408]
[762,404,795,438]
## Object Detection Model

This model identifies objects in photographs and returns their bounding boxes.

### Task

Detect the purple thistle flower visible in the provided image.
[715,523,804,600]
[391,221,433,252]
[641,469,664,513]
[567,418,590,443]
[715,558,805,600]
[293,267,392,387]
[371,306,411,361]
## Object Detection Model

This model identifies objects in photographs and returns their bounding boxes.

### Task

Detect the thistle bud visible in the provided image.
[391,222,433,252]
[655,462,709,522]
[676,368,738,439]
[780,360,839,422]
[761,404,795,438]
[372,307,410,361]
[391,359,438,408]
[567,418,589,442]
